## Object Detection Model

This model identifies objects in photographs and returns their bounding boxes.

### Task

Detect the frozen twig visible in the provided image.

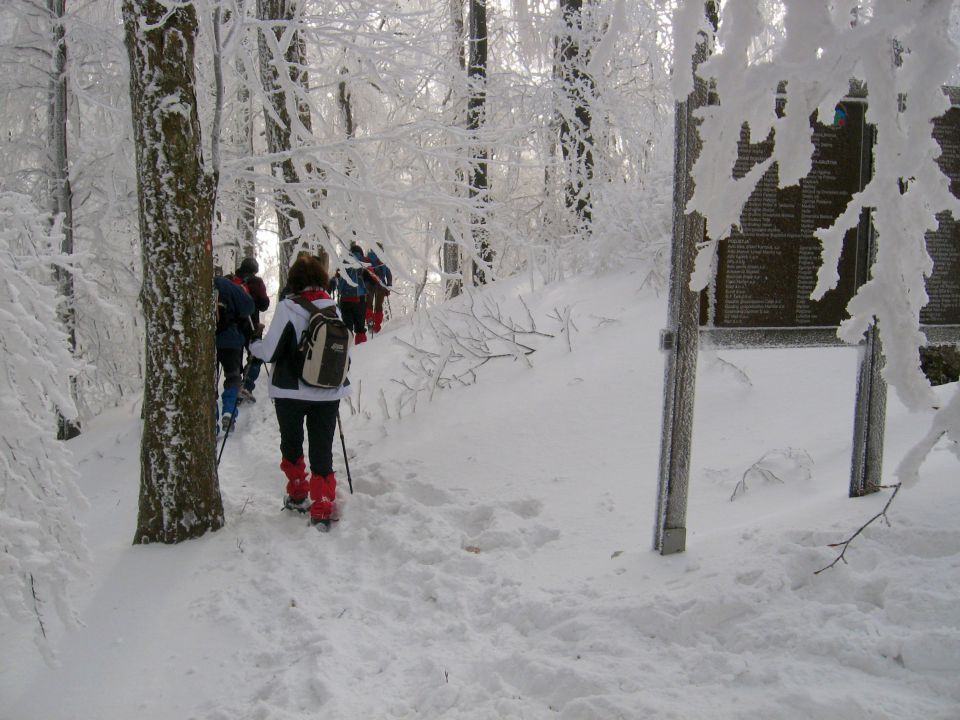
[519,295,536,331]
[730,448,811,501]
[387,296,557,409]
[393,336,441,358]
[29,574,46,639]
[814,483,902,574]
[705,352,753,387]
[547,305,577,351]
[429,347,453,402]
[730,466,780,501]
[378,389,390,420]
[344,396,356,415]
[591,315,619,328]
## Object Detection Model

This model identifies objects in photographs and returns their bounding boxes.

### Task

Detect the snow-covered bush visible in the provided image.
[0,192,88,660]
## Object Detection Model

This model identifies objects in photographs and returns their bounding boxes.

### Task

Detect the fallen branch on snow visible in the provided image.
[814,483,901,575]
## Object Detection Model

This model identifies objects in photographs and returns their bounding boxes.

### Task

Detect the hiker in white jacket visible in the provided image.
[249,255,351,530]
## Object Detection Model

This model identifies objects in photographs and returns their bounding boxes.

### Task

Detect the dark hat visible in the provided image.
[238,257,259,275]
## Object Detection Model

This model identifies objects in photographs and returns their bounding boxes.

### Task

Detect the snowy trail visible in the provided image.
[205,406,585,719]
[198,370,959,718]
[4,270,959,720]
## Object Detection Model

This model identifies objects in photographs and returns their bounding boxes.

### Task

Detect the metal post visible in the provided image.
[654,208,703,555]
[654,4,717,555]
[849,324,886,496]
[848,188,885,498]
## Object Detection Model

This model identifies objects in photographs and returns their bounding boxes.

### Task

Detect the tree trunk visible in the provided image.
[443,0,466,299]
[122,0,224,544]
[257,0,312,289]
[48,0,80,440]
[337,65,355,139]
[210,4,225,183]
[237,54,257,259]
[467,0,491,285]
[556,0,595,229]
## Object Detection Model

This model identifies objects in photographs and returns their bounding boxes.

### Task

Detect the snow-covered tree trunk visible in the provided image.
[47,0,80,440]
[122,0,224,544]
[555,0,595,230]
[257,0,312,287]
[467,0,491,285]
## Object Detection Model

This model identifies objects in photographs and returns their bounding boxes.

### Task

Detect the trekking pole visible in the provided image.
[217,358,254,467]
[248,318,270,378]
[336,410,354,494]
[217,407,237,467]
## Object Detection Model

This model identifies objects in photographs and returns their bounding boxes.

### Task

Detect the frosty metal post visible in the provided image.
[654,30,714,557]
[849,323,886,497]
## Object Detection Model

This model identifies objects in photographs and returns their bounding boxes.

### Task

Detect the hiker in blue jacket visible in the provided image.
[215,274,255,432]
[336,242,368,344]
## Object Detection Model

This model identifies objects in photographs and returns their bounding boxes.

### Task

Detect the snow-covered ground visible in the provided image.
[3,264,958,719]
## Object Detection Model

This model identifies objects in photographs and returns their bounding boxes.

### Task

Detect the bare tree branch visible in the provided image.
[815,483,902,574]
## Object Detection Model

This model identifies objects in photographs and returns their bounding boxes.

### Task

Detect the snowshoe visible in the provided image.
[310,517,332,532]
[283,495,312,514]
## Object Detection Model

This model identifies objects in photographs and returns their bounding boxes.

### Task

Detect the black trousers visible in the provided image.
[339,298,366,334]
[274,397,340,476]
[364,278,386,313]
[217,347,244,388]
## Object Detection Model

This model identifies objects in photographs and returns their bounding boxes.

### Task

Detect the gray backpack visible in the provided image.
[289,296,352,388]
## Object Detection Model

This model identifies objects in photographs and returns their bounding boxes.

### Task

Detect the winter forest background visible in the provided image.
[3,0,960,709]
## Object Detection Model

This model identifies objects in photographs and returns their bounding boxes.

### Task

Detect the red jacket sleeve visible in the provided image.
[247,276,271,312]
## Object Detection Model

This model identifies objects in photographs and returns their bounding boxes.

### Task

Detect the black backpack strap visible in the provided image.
[289,294,320,316]
[290,295,339,321]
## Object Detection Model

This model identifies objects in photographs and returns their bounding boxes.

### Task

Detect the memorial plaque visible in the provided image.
[923,105,960,326]
[702,100,872,328]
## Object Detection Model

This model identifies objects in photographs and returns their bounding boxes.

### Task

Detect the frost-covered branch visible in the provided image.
[730,447,812,502]
[382,291,570,417]
[815,483,901,575]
